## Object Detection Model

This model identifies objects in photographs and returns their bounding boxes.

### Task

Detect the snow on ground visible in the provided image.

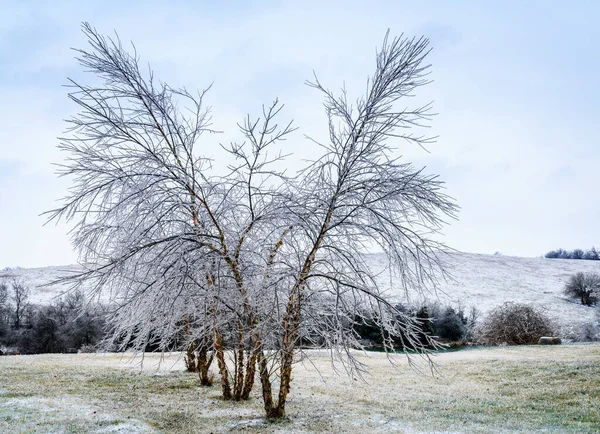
[0,394,153,433]
[2,252,599,332]
[0,264,86,305]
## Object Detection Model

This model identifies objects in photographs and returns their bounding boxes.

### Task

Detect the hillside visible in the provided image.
[416,252,599,335]
[1,252,599,335]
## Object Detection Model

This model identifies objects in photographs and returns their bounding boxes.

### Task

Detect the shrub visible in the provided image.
[474,302,555,345]
[572,249,584,260]
[415,306,434,346]
[18,308,66,354]
[433,306,465,341]
[351,302,479,348]
[0,287,106,354]
[583,247,600,260]
[351,304,436,349]
[424,302,478,343]
[78,344,97,353]
[0,282,9,340]
[579,322,600,342]
[564,272,599,306]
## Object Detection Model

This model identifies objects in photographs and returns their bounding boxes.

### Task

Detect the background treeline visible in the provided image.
[2,271,599,355]
[351,302,479,349]
[545,247,599,260]
[0,280,104,355]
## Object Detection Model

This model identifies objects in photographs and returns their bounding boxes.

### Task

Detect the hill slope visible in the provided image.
[381,252,599,335]
[1,252,599,335]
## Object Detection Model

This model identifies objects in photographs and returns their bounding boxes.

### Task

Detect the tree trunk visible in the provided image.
[232,321,246,400]
[274,291,301,417]
[257,349,279,417]
[184,342,197,372]
[214,328,232,400]
[241,350,257,400]
[197,342,214,386]
[257,291,302,418]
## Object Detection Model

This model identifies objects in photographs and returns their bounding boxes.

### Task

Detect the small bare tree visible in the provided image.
[0,281,10,336]
[10,279,30,330]
[564,272,600,306]
[48,23,457,418]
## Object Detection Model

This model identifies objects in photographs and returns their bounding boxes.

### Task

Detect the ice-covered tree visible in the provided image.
[48,23,457,418]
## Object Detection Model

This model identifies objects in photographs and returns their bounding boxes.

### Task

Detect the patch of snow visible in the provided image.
[0,396,154,433]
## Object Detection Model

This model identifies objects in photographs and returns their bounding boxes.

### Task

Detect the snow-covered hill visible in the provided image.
[405,252,599,334]
[1,252,598,334]
[0,265,85,305]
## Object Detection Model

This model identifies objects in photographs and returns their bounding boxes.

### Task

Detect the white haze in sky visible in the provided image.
[1,0,599,267]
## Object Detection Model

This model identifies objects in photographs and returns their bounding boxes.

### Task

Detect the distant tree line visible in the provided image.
[351,302,479,349]
[2,274,597,356]
[545,247,599,260]
[2,278,480,355]
[0,280,104,355]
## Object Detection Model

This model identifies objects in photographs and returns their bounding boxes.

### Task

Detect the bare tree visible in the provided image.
[0,281,9,337]
[0,281,7,311]
[10,279,30,330]
[48,23,457,418]
[564,272,600,306]
[247,33,457,417]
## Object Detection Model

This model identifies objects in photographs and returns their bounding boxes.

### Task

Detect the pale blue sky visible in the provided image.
[1,0,599,267]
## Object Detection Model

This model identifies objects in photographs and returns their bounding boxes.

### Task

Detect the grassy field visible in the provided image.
[0,344,599,433]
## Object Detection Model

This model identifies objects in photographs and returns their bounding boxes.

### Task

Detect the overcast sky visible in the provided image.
[1,0,599,268]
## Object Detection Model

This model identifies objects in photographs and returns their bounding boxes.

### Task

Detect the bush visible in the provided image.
[432,306,465,341]
[0,288,106,354]
[0,282,9,340]
[564,272,599,306]
[583,247,600,260]
[17,308,66,354]
[351,304,434,349]
[572,249,584,260]
[579,322,600,342]
[474,302,555,346]
[78,344,97,353]
[426,302,478,343]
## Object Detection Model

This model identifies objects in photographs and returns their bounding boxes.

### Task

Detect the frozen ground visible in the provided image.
[1,252,599,333]
[0,345,599,433]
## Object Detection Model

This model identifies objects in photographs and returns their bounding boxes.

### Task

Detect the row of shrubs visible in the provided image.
[352,302,478,349]
[0,280,104,355]
[355,300,600,348]
[545,247,599,260]
[2,270,599,354]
